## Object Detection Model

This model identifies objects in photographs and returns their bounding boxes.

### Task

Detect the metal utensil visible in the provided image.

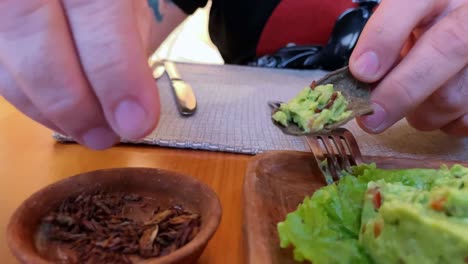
[164,61,197,116]
[149,59,197,116]
[305,128,363,184]
[268,67,368,183]
[269,66,373,136]
[150,60,166,79]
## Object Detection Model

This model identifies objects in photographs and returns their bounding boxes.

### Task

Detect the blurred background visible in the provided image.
[152,3,224,65]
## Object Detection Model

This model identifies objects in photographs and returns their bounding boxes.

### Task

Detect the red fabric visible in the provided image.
[256,0,357,56]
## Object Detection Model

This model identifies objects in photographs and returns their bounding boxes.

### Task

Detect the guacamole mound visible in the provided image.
[277,164,468,264]
[272,84,352,132]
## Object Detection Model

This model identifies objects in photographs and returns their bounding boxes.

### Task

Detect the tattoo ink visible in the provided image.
[148,0,164,22]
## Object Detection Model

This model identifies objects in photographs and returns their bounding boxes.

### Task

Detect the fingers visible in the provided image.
[0,0,119,149]
[406,67,468,131]
[357,4,468,133]
[349,0,449,82]
[62,0,160,140]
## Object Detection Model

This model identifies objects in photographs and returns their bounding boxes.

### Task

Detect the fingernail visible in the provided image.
[360,103,387,132]
[354,51,379,79]
[82,127,119,150]
[114,99,147,139]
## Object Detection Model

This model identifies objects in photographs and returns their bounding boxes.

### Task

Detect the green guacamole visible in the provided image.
[277,164,468,264]
[272,84,352,132]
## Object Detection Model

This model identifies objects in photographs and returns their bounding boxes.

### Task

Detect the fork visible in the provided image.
[304,128,363,184]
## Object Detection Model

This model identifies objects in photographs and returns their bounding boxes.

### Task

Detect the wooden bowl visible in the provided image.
[7,168,222,264]
[243,151,464,264]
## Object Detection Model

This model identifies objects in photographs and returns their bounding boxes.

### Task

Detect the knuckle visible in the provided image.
[40,90,86,119]
[388,64,432,106]
[431,7,468,61]
[0,0,56,35]
[430,68,468,112]
[86,46,131,85]
[91,52,129,76]
[0,0,51,16]
[428,91,464,113]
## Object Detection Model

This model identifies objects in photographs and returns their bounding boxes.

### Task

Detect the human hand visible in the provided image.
[0,0,184,150]
[349,0,468,136]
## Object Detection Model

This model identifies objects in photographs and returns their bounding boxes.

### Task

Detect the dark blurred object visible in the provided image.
[249,0,380,71]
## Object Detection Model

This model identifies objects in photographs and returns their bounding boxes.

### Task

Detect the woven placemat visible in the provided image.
[54,63,468,161]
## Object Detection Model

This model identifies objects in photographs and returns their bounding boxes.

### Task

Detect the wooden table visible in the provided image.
[2,86,467,264]
[0,97,251,264]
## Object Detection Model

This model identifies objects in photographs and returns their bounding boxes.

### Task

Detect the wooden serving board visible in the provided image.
[242,151,466,264]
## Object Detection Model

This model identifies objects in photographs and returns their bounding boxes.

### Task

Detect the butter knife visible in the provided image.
[164,61,197,116]
[150,59,166,80]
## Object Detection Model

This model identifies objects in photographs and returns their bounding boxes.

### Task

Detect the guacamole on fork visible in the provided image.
[272,84,352,133]
[277,164,468,264]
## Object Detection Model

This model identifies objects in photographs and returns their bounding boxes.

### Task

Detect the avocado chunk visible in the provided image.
[272,84,352,133]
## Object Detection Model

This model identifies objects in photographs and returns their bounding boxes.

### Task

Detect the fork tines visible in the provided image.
[305,128,363,184]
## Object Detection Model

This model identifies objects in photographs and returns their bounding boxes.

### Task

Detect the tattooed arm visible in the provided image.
[146,0,188,54]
